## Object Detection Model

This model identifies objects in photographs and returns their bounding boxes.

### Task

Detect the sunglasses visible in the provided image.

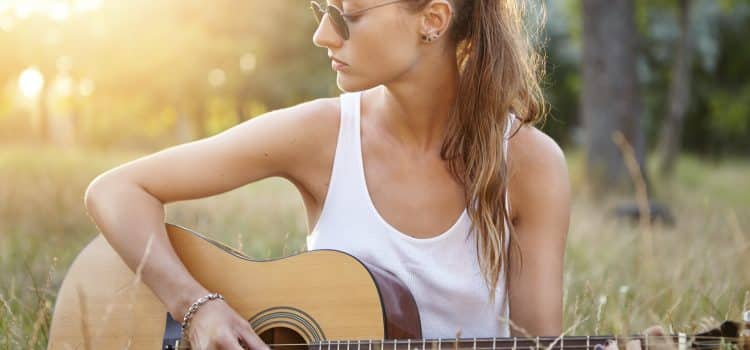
[310,0,409,40]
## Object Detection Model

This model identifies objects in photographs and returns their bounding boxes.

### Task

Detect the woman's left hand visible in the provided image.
[602,325,676,350]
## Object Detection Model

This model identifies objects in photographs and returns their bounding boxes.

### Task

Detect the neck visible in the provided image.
[375,50,460,155]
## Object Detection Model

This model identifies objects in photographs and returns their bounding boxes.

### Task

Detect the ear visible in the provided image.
[419,0,453,38]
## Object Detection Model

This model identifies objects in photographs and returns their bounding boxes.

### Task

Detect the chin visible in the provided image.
[336,74,381,93]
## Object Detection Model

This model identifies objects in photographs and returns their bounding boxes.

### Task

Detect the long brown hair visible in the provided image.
[403,0,548,305]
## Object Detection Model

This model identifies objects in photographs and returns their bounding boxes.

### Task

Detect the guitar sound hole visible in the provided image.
[259,327,308,350]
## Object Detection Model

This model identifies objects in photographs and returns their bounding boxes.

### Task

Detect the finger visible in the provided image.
[218,335,247,350]
[644,325,666,337]
[238,328,271,350]
[643,325,676,350]
[603,340,619,350]
[625,339,642,350]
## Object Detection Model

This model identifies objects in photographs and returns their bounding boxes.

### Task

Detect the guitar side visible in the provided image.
[48,223,422,349]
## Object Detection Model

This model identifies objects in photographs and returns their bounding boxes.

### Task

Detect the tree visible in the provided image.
[658,0,694,176]
[581,0,647,194]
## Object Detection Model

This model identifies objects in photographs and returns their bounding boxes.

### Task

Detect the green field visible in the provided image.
[1,143,748,349]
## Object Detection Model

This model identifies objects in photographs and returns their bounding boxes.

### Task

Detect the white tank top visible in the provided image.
[306,90,513,339]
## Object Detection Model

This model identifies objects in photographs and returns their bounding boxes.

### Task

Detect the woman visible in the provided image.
[84,0,570,349]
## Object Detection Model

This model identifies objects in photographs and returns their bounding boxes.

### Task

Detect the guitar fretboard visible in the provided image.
[303,334,737,350]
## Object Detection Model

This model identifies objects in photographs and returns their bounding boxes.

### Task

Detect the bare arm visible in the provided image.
[506,125,571,337]
[84,98,335,324]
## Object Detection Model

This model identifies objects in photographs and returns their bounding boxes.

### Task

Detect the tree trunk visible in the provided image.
[659,0,694,176]
[581,0,646,194]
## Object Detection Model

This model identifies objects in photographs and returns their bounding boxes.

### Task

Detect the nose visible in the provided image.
[312,13,344,49]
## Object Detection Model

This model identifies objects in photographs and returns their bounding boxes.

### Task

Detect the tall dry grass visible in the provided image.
[0,142,748,349]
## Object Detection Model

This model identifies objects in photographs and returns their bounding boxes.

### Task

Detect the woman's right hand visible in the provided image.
[182,299,272,350]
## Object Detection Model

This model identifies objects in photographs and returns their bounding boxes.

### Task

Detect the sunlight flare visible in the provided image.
[18,67,45,99]
[47,1,70,22]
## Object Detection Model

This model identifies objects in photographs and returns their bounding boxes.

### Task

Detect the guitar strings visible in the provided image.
[260,342,738,350]
[257,336,745,349]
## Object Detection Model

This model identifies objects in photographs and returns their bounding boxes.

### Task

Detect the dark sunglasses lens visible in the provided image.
[310,2,323,24]
[326,5,349,39]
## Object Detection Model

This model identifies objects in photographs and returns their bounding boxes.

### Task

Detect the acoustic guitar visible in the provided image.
[48,223,750,349]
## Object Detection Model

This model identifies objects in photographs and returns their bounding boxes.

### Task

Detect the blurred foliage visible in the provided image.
[544,0,750,155]
[0,0,748,155]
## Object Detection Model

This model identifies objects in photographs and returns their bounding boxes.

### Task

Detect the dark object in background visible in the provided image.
[611,200,676,227]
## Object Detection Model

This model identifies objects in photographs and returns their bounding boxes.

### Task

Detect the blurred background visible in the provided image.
[0,0,748,348]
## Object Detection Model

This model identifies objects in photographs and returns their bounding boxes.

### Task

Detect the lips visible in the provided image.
[329,56,348,65]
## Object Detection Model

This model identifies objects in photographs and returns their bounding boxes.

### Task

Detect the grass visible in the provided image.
[0,143,748,349]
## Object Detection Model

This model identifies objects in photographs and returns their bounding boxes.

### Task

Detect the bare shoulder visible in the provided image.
[277,96,341,191]
[266,95,346,216]
[507,122,570,222]
[267,96,341,167]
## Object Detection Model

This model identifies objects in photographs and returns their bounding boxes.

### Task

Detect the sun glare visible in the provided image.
[2,0,101,22]
[18,67,45,99]
[73,0,101,13]
[48,2,70,22]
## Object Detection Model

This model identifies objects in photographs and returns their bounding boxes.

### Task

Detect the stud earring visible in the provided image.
[422,32,439,42]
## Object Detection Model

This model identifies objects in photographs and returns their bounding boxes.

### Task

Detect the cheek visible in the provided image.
[337,38,416,92]
[354,23,418,73]
[335,15,419,90]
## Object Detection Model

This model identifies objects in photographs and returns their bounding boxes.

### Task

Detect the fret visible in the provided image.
[561,335,564,350]
[536,336,540,350]
[513,336,517,350]
[394,339,397,350]
[357,339,361,350]
[320,340,323,350]
[347,339,350,350]
[438,338,442,350]
[422,338,425,350]
[473,337,477,350]
[492,337,496,350]
[586,336,590,350]
[329,339,332,350]
[382,339,385,350]
[338,340,341,350]
[369,339,372,350]
[407,338,411,350]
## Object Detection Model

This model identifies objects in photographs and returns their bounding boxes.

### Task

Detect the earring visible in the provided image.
[422,32,439,42]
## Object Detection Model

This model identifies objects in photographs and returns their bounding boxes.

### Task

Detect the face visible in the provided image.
[312,0,424,92]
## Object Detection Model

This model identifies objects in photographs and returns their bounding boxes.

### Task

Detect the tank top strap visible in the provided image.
[328,90,364,195]
[310,91,364,233]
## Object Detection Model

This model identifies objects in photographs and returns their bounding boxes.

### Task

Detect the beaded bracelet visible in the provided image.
[181,292,225,337]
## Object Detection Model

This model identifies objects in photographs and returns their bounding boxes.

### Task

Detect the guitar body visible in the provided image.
[48,223,421,349]
[48,223,750,350]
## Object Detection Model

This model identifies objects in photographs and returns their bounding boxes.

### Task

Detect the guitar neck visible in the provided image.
[303,333,741,350]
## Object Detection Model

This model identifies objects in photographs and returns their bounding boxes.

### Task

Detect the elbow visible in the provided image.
[84,174,125,213]
[84,175,162,214]
[84,175,109,213]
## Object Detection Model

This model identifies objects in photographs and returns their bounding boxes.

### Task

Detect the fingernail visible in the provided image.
[594,344,605,350]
